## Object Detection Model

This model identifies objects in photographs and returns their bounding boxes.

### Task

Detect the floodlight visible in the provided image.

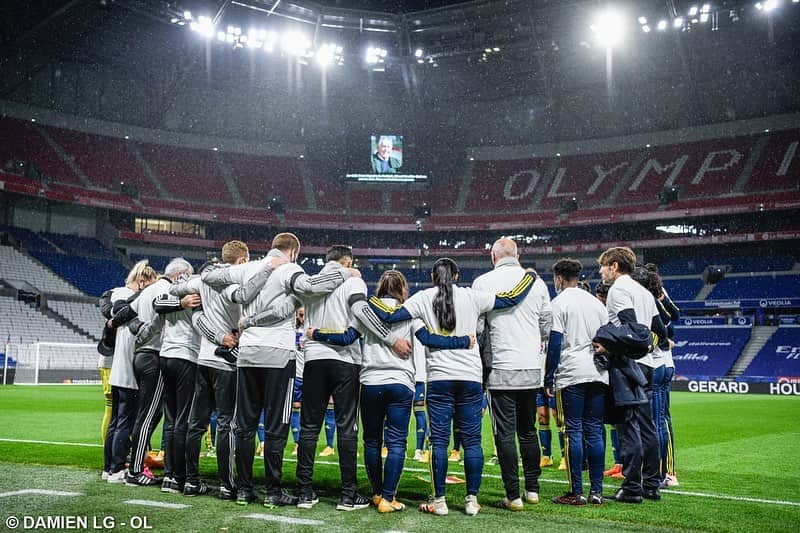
[281,31,311,56]
[366,46,388,64]
[492,46,500,52]
[764,0,780,10]
[184,11,193,20]
[642,24,651,32]
[700,12,709,22]
[673,17,684,28]
[414,48,423,58]
[590,10,626,48]
[689,6,698,16]
[193,16,214,38]
[657,19,668,30]
[638,16,647,24]
[316,42,344,67]
[484,48,492,53]
[701,4,711,13]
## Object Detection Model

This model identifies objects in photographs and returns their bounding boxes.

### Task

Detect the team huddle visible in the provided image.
[97,233,679,515]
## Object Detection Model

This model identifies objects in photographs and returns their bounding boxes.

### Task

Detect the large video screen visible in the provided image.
[371,134,403,174]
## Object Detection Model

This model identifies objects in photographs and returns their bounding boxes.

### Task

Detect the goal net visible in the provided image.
[3,342,100,385]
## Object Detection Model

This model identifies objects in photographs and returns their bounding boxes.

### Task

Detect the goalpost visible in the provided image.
[3,342,100,385]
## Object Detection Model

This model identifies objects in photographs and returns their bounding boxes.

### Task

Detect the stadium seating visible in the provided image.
[3,117,799,232]
[0,245,83,296]
[658,255,795,276]
[310,176,348,211]
[707,274,800,300]
[42,233,115,259]
[616,136,757,205]
[465,157,551,212]
[742,326,800,378]
[348,189,385,212]
[0,226,59,253]
[536,150,637,211]
[222,152,306,209]
[0,296,93,344]
[662,278,705,301]
[746,129,800,193]
[44,126,158,196]
[672,325,752,379]
[28,251,128,297]
[47,300,102,340]
[138,142,231,204]
[0,117,81,184]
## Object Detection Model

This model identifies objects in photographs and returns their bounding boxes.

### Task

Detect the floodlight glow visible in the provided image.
[316,42,344,67]
[247,30,264,48]
[281,31,311,56]
[763,0,780,10]
[414,48,423,58]
[689,6,698,16]
[700,12,709,22]
[493,46,500,52]
[484,48,492,53]
[417,58,424,64]
[642,24,651,32]
[701,4,711,13]
[217,31,226,42]
[756,2,763,9]
[170,17,179,24]
[590,10,626,48]
[191,15,214,38]
[638,16,647,24]
[657,19,668,30]
[366,46,388,64]
[674,17,684,28]
[262,31,278,52]
[184,11,193,20]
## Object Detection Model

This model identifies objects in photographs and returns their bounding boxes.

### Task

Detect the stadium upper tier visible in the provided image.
[1,116,798,231]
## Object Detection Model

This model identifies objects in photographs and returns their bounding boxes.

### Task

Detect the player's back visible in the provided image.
[304,273,366,366]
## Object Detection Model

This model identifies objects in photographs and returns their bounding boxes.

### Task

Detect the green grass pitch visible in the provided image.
[0,386,798,532]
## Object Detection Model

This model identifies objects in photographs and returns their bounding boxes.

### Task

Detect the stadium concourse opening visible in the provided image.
[1,0,799,531]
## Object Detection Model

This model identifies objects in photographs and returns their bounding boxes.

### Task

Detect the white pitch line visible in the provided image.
[282,458,800,508]
[243,513,324,526]
[0,489,82,498]
[124,499,189,509]
[1,437,799,508]
[0,437,102,448]
[657,489,800,507]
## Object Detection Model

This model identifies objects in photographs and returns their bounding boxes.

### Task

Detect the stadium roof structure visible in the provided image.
[2,0,799,147]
